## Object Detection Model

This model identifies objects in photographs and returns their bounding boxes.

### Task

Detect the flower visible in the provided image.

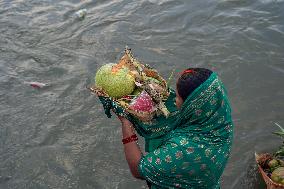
[165,155,172,163]
[175,151,183,160]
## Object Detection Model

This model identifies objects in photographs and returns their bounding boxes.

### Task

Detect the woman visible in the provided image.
[115,68,233,189]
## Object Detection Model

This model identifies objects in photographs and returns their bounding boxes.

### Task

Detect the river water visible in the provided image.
[0,0,284,188]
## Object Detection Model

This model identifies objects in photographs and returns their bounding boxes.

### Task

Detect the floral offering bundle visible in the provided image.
[88,47,171,123]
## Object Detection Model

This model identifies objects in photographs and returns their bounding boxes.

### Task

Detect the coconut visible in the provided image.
[269,159,281,172]
[271,167,284,185]
[95,63,135,98]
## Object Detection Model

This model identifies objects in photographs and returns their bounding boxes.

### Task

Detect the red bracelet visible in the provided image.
[122,134,138,144]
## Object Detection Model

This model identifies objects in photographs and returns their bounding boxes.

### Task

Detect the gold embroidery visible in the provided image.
[218,116,225,124]
[195,109,202,116]
[186,147,194,154]
[171,166,177,174]
[205,148,212,157]
[180,138,189,146]
[194,155,201,161]
[171,143,178,148]
[206,110,213,117]
[210,99,217,105]
[198,144,204,148]
[175,151,183,160]
[155,157,161,165]
[154,149,160,155]
[211,155,216,162]
[193,136,200,142]
[165,155,172,163]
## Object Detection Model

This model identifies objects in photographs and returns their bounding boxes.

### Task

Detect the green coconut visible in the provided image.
[279,159,284,167]
[271,167,284,185]
[269,159,280,171]
[268,159,284,172]
[95,63,135,98]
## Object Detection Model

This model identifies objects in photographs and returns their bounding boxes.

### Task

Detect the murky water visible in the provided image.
[0,0,284,188]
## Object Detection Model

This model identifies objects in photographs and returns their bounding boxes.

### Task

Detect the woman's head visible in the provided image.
[176,68,213,109]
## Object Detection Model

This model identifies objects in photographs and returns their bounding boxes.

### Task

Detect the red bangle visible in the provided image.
[122,134,138,144]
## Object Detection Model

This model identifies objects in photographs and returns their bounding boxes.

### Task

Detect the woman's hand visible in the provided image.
[112,110,133,126]
[117,115,131,124]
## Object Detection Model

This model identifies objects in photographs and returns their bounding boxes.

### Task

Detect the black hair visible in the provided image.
[177,68,213,101]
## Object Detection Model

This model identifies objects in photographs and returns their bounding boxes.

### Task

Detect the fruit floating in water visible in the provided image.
[95,63,135,98]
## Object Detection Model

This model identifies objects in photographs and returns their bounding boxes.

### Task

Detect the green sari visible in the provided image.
[98,73,233,189]
[137,73,233,188]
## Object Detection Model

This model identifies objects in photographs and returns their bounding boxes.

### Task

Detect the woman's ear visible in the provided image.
[175,90,184,109]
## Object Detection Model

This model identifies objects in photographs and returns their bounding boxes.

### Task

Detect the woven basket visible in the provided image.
[256,153,284,189]
[257,165,284,189]
[89,47,170,122]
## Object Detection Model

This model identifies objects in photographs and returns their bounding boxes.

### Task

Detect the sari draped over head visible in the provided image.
[138,73,234,189]
[97,72,233,188]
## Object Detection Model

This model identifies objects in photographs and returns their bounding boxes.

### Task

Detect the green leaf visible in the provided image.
[273,131,284,137]
[275,145,284,156]
[275,149,284,156]
[275,122,284,132]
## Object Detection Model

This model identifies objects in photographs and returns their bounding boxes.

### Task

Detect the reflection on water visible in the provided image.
[0,0,284,188]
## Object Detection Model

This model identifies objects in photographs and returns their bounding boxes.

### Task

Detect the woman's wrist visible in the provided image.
[122,122,135,136]
[122,134,138,144]
[119,117,132,125]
